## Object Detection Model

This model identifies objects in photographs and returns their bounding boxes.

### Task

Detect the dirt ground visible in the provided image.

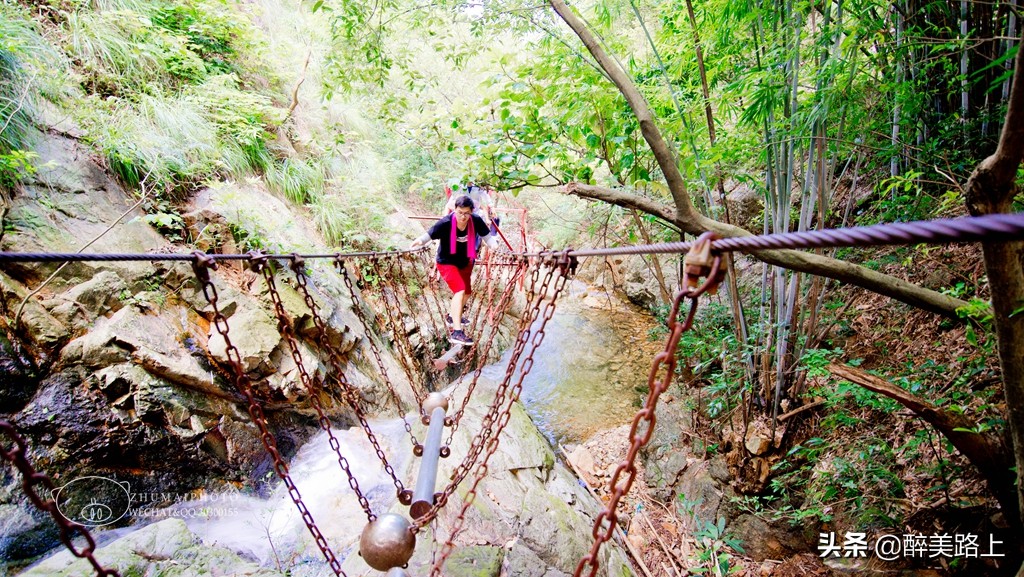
[568,425,836,577]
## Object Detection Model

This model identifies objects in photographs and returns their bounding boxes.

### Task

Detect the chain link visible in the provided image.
[190,253,347,577]
[403,252,444,342]
[336,257,421,449]
[430,256,571,574]
[444,255,527,447]
[417,249,452,339]
[573,239,723,577]
[369,255,427,404]
[414,255,566,531]
[254,255,379,519]
[0,421,122,577]
[288,256,412,504]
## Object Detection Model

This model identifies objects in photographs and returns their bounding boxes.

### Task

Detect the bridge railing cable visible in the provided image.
[2,213,1023,264]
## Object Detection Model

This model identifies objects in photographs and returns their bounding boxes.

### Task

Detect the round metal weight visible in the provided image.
[422,392,449,414]
[413,444,424,457]
[439,446,451,458]
[444,416,454,427]
[421,415,430,426]
[398,489,413,506]
[358,513,416,571]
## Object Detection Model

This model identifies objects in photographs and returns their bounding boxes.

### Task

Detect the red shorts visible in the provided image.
[437,263,473,295]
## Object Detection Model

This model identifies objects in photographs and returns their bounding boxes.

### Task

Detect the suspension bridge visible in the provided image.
[2,212,1024,577]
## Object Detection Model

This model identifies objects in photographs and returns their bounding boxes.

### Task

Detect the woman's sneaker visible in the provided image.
[449,330,474,345]
[446,314,469,327]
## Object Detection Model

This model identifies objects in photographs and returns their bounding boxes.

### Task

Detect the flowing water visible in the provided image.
[17,285,661,574]
[516,286,664,447]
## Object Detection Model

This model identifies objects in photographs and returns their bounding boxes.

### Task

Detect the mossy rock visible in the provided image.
[17,518,281,577]
[444,545,504,577]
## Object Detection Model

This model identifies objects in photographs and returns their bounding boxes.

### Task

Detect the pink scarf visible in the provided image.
[450,214,476,260]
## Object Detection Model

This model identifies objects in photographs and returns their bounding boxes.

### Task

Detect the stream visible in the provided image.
[517,288,664,446]
[16,288,662,575]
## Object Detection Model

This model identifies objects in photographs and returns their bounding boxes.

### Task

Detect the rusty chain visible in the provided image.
[368,255,427,403]
[0,421,122,577]
[401,252,444,341]
[286,255,413,506]
[573,235,723,577]
[414,253,567,531]
[252,254,379,520]
[336,256,421,449]
[430,254,572,574]
[444,255,527,448]
[415,248,451,339]
[189,252,347,577]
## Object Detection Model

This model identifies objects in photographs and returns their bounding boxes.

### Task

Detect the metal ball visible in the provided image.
[439,446,451,458]
[398,489,413,506]
[422,392,449,414]
[359,513,416,571]
[413,444,424,457]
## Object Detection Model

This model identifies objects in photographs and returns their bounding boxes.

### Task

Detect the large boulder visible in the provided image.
[725,182,764,232]
[0,130,169,289]
[17,518,281,577]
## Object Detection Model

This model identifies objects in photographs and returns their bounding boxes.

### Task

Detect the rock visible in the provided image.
[206,300,282,374]
[0,327,41,412]
[265,338,321,401]
[16,518,281,576]
[59,306,218,397]
[745,431,771,456]
[132,347,227,397]
[519,485,593,572]
[0,503,58,564]
[43,270,128,331]
[623,279,658,310]
[505,543,571,577]
[729,514,810,561]
[445,545,505,577]
[675,460,727,527]
[0,273,69,354]
[566,445,598,485]
[641,395,695,500]
[1,132,167,289]
[725,183,764,232]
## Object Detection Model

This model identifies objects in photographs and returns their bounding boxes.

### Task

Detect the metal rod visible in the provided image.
[492,221,515,251]
[410,406,446,519]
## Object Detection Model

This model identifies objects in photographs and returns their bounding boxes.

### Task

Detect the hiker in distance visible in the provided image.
[410,195,498,346]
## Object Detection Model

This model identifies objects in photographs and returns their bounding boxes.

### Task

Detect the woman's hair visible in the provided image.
[454,195,476,210]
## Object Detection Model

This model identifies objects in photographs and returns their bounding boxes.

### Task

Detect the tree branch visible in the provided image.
[829,363,1019,525]
[566,182,972,318]
[549,0,698,222]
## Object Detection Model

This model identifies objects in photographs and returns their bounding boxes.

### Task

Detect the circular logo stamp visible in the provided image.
[51,476,131,527]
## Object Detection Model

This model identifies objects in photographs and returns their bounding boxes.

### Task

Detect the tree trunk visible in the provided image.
[962,31,1024,574]
[564,182,971,318]
[829,363,1019,525]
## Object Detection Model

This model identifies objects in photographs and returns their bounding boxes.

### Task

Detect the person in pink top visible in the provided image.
[410,195,498,345]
